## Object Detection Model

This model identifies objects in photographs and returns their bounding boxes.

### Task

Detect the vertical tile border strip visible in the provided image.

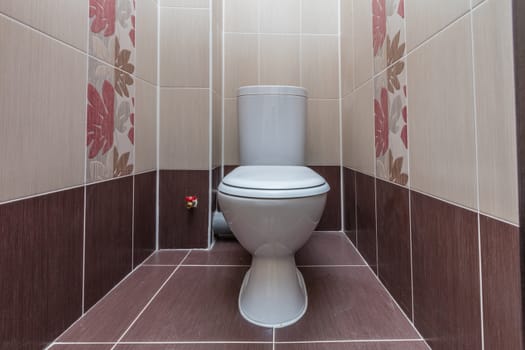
[513,0,525,345]
[87,0,136,183]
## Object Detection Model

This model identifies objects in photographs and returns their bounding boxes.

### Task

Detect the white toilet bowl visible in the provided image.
[218,165,329,328]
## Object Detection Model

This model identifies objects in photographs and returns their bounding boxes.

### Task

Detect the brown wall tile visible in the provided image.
[309,166,341,231]
[85,177,134,310]
[159,170,209,249]
[355,172,377,272]
[133,172,157,267]
[343,167,357,244]
[376,179,412,318]
[0,188,84,350]
[411,191,482,350]
[480,215,523,350]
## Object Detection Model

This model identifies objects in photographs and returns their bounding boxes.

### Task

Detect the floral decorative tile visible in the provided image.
[373,0,405,74]
[374,59,408,186]
[87,0,136,183]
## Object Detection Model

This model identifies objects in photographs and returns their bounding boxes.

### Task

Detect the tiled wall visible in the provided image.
[223,0,341,168]
[0,0,158,347]
[341,0,522,349]
[158,0,223,248]
[222,0,342,230]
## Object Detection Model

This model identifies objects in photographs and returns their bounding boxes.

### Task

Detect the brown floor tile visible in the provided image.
[134,172,157,267]
[184,239,251,265]
[275,267,420,342]
[85,177,134,310]
[295,232,364,266]
[123,266,273,342]
[50,345,113,350]
[116,344,271,350]
[0,188,84,350]
[411,192,482,350]
[143,250,189,265]
[355,173,377,273]
[343,167,357,244]
[275,341,428,350]
[59,266,174,342]
[309,166,341,231]
[376,180,412,318]
[480,215,523,350]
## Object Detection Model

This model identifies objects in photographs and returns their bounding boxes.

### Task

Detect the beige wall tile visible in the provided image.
[408,16,477,209]
[405,0,470,52]
[0,0,87,51]
[341,0,354,96]
[136,0,158,85]
[224,0,258,33]
[160,88,210,170]
[343,81,374,176]
[224,98,240,165]
[302,0,339,34]
[135,79,158,173]
[301,36,339,99]
[473,0,485,7]
[159,8,210,88]
[353,0,373,87]
[473,0,518,224]
[260,35,300,86]
[160,0,209,8]
[213,0,223,94]
[260,0,300,34]
[212,91,222,168]
[306,100,341,166]
[224,33,258,98]
[0,17,86,201]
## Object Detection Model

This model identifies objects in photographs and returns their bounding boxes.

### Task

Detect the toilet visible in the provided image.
[218,85,330,328]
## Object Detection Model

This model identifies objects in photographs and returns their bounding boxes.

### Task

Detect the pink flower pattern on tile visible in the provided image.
[373,0,386,56]
[373,0,408,186]
[89,0,116,36]
[398,0,405,18]
[375,88,389,158]
[87,0,136,183]
[129,15,136,47]
[87,81,115,159]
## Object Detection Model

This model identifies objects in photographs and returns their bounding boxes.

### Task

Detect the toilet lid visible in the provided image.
[219,166,330,199]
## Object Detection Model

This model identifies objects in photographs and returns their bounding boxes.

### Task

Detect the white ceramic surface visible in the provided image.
[219,85,329,327]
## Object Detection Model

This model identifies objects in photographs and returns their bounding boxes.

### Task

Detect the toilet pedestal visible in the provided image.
[238,255,307,328]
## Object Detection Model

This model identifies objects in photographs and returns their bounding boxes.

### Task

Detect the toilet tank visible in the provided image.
[238,85,307,165]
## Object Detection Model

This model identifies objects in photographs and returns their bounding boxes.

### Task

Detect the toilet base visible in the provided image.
[238,255,308,328]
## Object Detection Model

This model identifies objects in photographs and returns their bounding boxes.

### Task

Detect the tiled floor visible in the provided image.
[49,232,429,350]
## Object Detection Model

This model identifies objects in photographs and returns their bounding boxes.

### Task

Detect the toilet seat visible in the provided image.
[219,166,330,199]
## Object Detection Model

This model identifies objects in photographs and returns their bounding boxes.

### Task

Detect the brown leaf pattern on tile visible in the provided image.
[374,1,408,187]
[113,148,134,177]
[86,0,135,183]
[388,150,408,186]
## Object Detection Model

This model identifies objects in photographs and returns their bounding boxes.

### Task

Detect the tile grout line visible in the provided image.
[220,0,226,180]
[346,167,519,227]
[402,0,416,324]
[354,170,359,248]
[208,0,213,248]
[109,250,193,350]
[351,6,481,100]
[47,249,160,349]
[53,339,427,346]
[337,0,345,232]
[155,0,161,251]
[81,0,90,315]
[468,1,485,349]
[340,232,432,350]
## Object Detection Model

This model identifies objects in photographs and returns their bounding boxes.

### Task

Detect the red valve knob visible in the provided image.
[185,196,198,209]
